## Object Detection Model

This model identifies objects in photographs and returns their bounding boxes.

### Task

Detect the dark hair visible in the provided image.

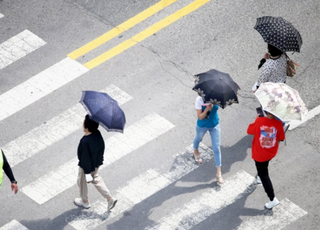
[268,44,283,56]
[84,114,99,132]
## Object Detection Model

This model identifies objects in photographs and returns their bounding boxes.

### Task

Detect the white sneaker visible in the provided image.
[74,198,91,209]
[108,197,118,211]
[256,176,262,184]
[265,197,279,209]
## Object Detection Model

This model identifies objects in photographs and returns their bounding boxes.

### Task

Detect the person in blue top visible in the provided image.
[193,95,224,184]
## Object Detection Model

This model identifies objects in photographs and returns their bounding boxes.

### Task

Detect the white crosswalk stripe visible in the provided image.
[145,171,256,230]
[0,30,46,70]
[20,113,174,204]
[3,84,132,167]
[0,13,3,19]
[0,220,29,230]
[0,57,88,122]
[0,24,309,230]
[67,144,213,230]
[237,198,307,230]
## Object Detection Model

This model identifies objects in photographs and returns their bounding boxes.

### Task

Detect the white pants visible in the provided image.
[77,167,111,202]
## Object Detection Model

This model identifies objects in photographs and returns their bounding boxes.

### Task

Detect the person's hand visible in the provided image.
[11,183,18,194]
[263,53,270,59]
[205,104,213,111]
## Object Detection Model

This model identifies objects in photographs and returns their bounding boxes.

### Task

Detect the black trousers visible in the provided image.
[255,160,275,201]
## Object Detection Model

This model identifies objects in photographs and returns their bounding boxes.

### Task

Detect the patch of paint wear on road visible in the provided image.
[0,30,46,70]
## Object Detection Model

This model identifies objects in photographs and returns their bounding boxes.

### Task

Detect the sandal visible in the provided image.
[216,176,224,184]
[193,151,203,164]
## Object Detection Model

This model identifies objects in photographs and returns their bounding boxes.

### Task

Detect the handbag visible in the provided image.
[285,54,299,77]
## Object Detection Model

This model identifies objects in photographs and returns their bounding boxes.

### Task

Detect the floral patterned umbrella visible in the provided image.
[193,69,240,109]
[254,82,308,121]
[254,16,302,52]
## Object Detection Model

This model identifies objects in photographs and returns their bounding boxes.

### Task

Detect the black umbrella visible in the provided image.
[192,69,240,109]
[80,91,126,133]
[254,16,302,52]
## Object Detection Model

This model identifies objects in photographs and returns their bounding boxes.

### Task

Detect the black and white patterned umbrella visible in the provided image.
[193,69,240,109]
[254,16,302,52]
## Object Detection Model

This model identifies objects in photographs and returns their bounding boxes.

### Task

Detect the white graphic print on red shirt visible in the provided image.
[259,126,277,148]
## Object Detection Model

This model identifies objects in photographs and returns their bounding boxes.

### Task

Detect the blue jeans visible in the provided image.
[193,124,221,167]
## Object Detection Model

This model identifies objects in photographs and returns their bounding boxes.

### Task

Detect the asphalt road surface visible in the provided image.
[0,0,319,229]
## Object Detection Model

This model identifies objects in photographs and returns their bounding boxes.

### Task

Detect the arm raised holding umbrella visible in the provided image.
[254,16,302,92]
[255,44,287,93]
[193,95,224,184]
[192,69,240,184]
[74,115,117,212]
[75,90,126,210]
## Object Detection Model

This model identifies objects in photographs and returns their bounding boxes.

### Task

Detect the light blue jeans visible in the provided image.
[193,124,222,167]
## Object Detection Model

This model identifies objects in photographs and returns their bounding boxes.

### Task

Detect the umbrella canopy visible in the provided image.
[254,16,303,52]
[254,82,308,121]
[193,69,240,109]
[80,91,126,133]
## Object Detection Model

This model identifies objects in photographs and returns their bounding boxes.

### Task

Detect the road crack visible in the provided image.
[140,44,195,89]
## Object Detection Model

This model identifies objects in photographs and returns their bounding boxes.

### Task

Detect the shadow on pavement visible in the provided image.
[20,207,83,230]
[105,135,257,230]
[191,187,271,230]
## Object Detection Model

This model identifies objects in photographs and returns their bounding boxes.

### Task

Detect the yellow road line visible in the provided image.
[68,0,178,60]
[84,0,211,69]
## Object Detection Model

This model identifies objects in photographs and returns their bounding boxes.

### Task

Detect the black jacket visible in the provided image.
[1,150,16,182]
[77,130,105,174]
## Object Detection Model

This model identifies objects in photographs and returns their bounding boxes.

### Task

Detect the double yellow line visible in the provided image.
[68,0,210,69]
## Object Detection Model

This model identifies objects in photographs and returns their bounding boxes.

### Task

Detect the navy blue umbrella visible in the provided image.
[80,91,126,133]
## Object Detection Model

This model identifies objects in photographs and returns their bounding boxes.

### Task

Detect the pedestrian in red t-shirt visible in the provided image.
[247,111,285,209]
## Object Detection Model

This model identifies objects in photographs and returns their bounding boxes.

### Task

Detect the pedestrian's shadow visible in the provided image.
[106,180,264,230]
[192,186,275,230]
[106,180,222,230]
[19,207,85,230]
[219,134,253,174]
[106,135,256,230]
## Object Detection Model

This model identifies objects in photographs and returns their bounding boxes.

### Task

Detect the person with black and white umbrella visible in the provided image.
[255,43,287,91]
[253,16,303,92]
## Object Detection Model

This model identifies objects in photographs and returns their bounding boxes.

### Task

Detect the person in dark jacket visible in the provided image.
[74,115,117,211]
[0,149,18,194]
